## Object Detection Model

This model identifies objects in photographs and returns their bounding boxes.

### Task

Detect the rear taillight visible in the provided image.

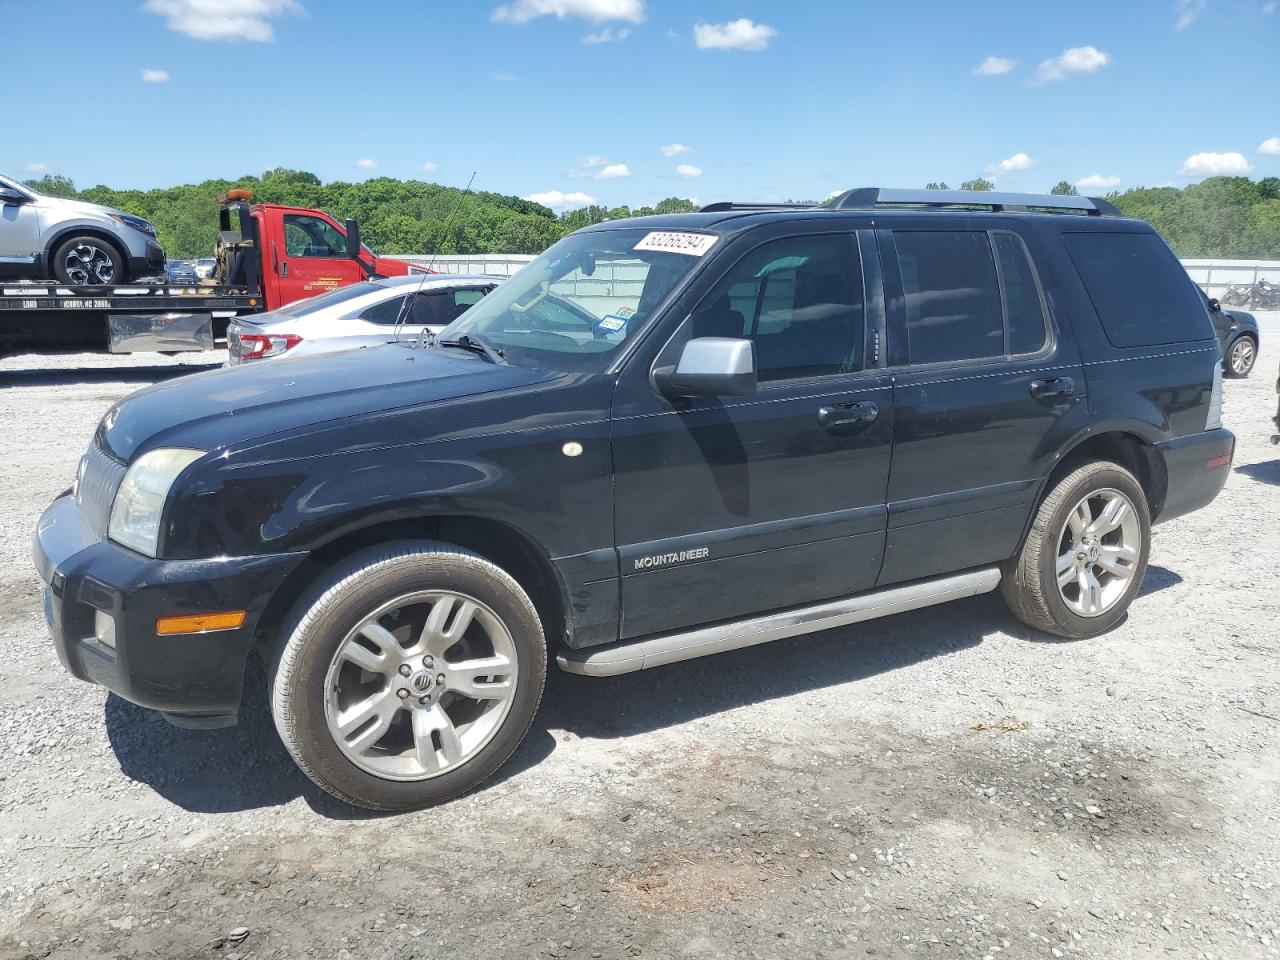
[1205,362,1224,430]
[234,332,301,360]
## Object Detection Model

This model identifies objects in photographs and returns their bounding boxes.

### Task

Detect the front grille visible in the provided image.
[76,442,127,545]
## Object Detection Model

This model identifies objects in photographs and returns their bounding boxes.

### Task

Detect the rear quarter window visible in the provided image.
[1062,231,1212,348]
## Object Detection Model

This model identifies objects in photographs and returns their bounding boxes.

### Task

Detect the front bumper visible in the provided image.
[34,494,305,721]
[1154,428,1235,524]
[127,239,166,279]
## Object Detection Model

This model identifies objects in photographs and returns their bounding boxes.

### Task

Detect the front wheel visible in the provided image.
[50,235,125,285]
[271,541,546,811]
[1001,461,1151,639]
[1225,335,1257,378]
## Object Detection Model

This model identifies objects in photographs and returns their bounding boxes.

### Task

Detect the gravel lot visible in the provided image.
[1,320,1278,960]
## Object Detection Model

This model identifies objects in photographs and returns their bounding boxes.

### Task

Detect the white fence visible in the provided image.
[1181,259,1280,298]
[399,253,1280,298]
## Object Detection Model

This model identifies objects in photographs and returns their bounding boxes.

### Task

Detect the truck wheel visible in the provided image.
[1225,335,1257,378]
[270,541,546,811]
[1000,461,1151,639]
[51,235,126,285]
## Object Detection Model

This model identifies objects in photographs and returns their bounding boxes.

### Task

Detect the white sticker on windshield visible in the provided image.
[634,232,718,257]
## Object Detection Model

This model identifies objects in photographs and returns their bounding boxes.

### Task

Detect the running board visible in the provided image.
[556,567,1002,677]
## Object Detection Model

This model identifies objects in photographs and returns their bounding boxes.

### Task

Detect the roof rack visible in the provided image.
[698,188,1121,217]
[826,187,1121,217]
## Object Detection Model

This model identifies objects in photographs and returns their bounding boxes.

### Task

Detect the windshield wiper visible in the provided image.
[436,334,507,364]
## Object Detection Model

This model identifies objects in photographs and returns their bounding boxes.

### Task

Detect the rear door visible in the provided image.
[273,212,365,305]
[611,227,893,639]
[877,222,1089,585]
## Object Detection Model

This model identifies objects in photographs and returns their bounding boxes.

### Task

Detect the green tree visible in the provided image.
[925,182,950,191]
[23,174,78,198]
[1049,180,1079,196]
[959,178,995,192]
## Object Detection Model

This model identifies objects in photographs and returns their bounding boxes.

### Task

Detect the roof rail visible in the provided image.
[698,200,821,213]
[826,187,1121,217]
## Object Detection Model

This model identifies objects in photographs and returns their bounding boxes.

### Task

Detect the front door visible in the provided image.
[876,223,1090,585]
[0,188,42,274]
[275,212,366,305]
[611,229,893,639]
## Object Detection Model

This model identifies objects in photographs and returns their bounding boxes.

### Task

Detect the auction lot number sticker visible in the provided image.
[634,232,719,256]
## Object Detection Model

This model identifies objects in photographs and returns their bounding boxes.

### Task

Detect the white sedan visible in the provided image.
[226,274,501,364]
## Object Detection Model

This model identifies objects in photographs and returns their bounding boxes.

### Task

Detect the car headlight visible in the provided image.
[109,448,204,557]
[109,212,158,239]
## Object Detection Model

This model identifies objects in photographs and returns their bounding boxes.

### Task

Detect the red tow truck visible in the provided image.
[0,189,420,354]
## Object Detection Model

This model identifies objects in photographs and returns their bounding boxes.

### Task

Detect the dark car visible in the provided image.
[34,187,1234,811]
[165,259,199,285]
[1204,290,1259,378]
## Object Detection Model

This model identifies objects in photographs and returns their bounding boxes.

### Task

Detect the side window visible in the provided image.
[1062,231,1212,348]
[688,234,864,382]
[283,214,347,258]
[450,287,490,323]
[894,231,1003,365]
[358,295,411,326]
[992,232,1049,355]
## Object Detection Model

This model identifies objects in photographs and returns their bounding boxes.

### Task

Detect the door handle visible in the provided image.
[1029,376,1074,400]
[818,401,878,434]
[281,261,288,278]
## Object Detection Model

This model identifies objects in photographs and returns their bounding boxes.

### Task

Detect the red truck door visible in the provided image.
[266,209,368,307]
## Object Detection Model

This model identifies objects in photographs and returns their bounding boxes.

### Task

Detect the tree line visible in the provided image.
[22,170,1280,260]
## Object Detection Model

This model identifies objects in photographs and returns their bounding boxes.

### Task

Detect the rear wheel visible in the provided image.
[1001,461,1151,639]
[1225,335,1257,378]
[51,235,125,285]
[270,541,546,811]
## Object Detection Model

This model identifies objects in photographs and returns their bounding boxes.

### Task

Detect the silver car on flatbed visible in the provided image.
[226,274,501,364]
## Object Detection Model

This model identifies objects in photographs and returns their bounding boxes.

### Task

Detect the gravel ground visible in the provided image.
[1,322,1278,960]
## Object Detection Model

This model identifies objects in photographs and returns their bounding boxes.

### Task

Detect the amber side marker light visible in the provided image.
[1205,454,1232,470]
[156,611,246,636]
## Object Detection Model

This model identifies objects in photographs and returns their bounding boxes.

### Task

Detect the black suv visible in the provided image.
[35,188,1234,810]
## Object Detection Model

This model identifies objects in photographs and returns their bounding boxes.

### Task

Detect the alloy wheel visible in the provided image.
[322,590,518,781]
[1230,338,1255,376]
[63,244,116,285]
[1055,488,1142,618]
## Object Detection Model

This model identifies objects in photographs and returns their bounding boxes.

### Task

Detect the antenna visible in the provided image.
[391,171,478,347]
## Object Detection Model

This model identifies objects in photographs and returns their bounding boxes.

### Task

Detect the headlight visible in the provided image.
[109,212,158,239]
[109,448,204,557]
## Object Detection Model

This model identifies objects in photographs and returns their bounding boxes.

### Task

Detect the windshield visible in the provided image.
[436,228,713,372]
[276,281,383,318]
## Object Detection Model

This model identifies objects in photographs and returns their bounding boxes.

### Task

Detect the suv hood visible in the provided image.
[99,345,555,461]
[42,195,135,221]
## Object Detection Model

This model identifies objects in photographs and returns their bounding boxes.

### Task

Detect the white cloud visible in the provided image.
[422,162,439,173]
[1076,174,1122,191]
[583,26,630,42]
[141,68,170,83]
[580,154,606,167]
[492,0,644,24]
[25,162,48,175]
[1179,151,1254,177]
[1259,137,1280,155]
[693,18,776,51]
[1035,45,1111,82]
[595,163,631,179]
[356,158,377,171]
[144,0,300,42]
[675,163,703,178]
[973,56,1016,76]
[660,143,693,157]
[985,152,1034,177]
[490,71,522,82]
[1175,0,1205,28]
[523,189,598,211]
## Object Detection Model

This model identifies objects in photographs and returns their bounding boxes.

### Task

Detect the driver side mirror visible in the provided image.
[343,218,362,260]
[1207,297,1221,312]
[0,187,28,205]
[655,337,757,399]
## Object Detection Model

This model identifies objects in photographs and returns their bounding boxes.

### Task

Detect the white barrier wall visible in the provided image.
[1180,259,1280,298]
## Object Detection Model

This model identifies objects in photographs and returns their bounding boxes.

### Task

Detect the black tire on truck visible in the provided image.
[50,235,126,285]
[270,541,547,811]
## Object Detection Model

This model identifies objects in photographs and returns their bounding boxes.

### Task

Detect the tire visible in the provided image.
[1224,335,1257,378]
[270,540,546,811]
[50,235,126,285]
[1000,461,1151,639]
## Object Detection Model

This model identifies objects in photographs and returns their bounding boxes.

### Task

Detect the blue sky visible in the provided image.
[3,0,1278,211]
